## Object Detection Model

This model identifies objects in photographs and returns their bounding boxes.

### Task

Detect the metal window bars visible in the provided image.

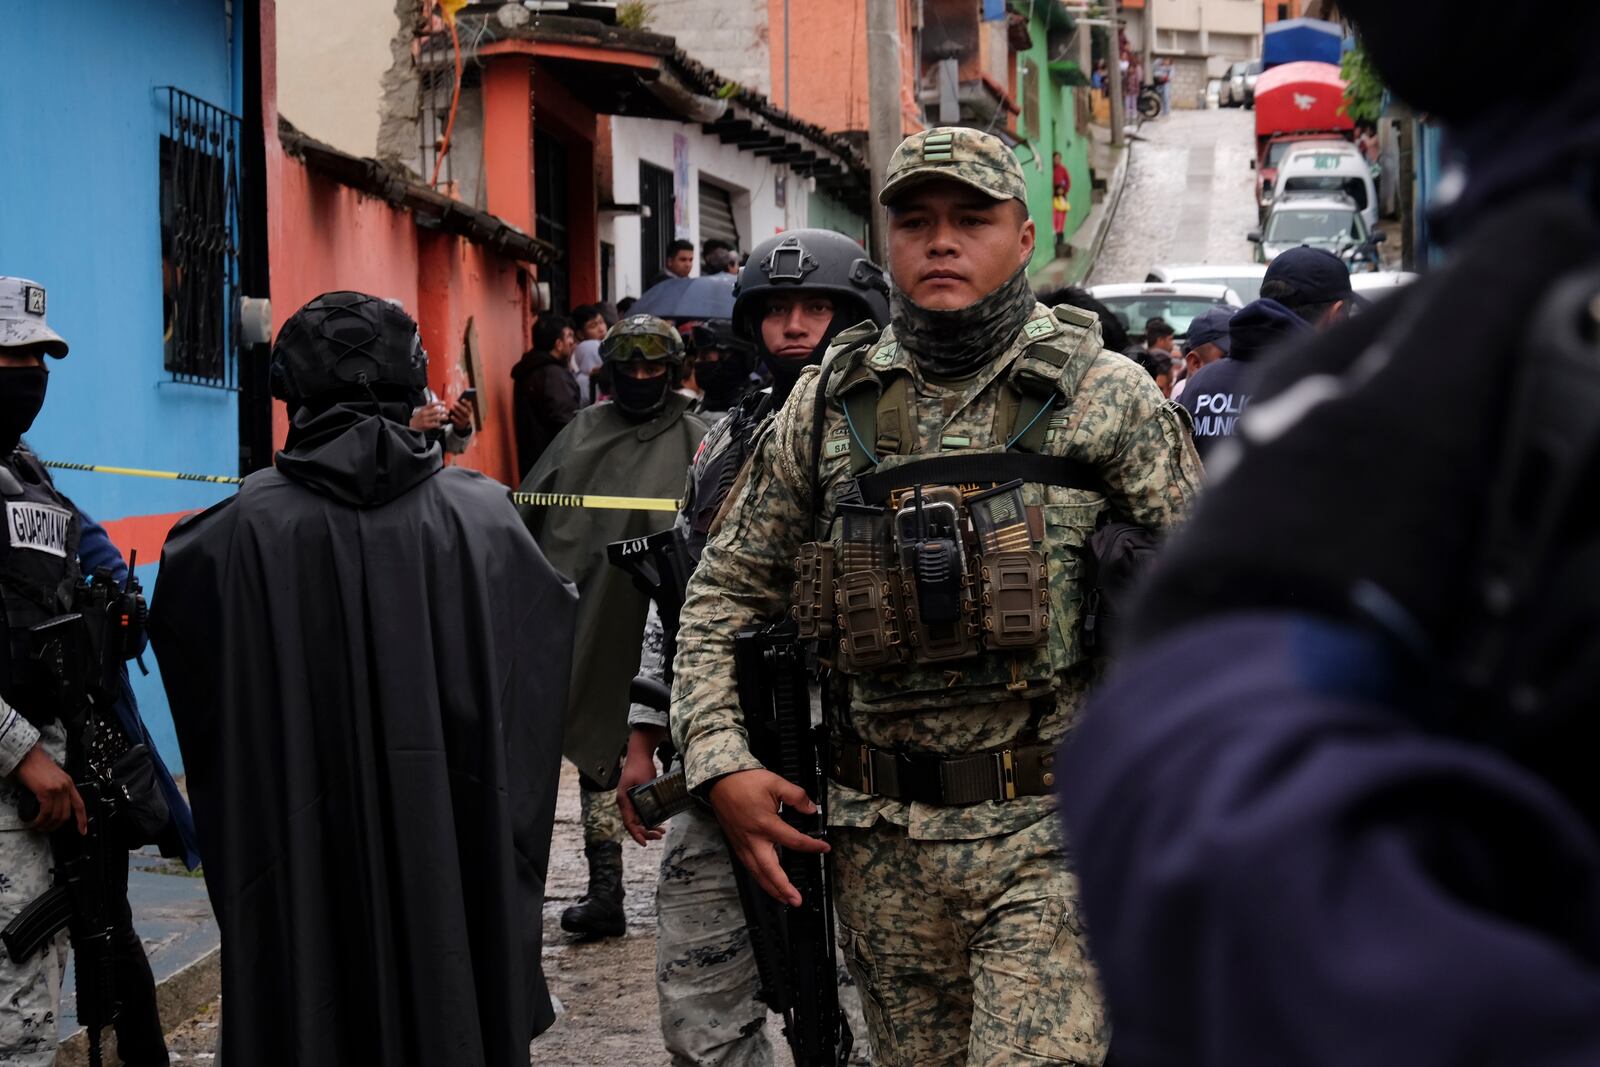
[160,86,241,389]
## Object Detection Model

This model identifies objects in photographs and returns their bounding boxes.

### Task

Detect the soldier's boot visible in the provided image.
[561,841,626,939]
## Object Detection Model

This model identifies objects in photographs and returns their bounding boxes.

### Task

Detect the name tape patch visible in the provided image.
[7,501,71,558]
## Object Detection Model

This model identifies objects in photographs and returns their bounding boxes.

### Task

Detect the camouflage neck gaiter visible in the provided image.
[890,264,1035,380]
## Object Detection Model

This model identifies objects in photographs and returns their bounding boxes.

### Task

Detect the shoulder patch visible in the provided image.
[1022,316,1059,340]
[869,341,899,367]
[1052,303,1099,330]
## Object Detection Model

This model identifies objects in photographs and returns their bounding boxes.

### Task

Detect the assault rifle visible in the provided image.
[607,526,695,680]
[609,528,696,824]
[731,619,852,1067]
[2,558,155,1067]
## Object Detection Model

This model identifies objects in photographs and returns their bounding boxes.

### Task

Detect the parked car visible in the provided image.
[1221,62,1249,107]
[1242,59,1263,107]
[1255,132,1351,215]
[1145,264,1268,304]
[1350,270,1418,299]
[1248,192,1375,264]
[1273,143,1379,231]
[1085,282,1244,343]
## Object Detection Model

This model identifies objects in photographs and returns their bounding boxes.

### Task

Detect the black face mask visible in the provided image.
[611,370,671,419]
[0,366,48,456]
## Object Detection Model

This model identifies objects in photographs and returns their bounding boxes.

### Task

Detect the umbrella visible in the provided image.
[629,273,737,320]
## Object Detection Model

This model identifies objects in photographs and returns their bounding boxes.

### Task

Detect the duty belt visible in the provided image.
[828,739,1059,805]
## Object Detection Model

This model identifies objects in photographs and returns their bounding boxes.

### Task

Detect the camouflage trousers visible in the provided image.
[654,802,869,1066]
[0,827,65,1067]
[579,782,625,848]
[832,812,1109,1067]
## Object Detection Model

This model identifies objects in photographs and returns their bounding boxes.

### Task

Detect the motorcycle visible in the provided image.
[1138,82,1164,120]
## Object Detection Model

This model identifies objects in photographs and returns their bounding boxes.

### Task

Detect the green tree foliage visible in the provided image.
[1340,40,1385,123]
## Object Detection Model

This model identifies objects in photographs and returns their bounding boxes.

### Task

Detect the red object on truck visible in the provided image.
[1253,61,1355,213]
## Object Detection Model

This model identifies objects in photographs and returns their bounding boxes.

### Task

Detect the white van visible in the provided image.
[1272,145,1379,232]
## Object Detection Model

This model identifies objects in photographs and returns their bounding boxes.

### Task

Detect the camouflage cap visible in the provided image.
[0,278,67,358]
[878,127,1028,207]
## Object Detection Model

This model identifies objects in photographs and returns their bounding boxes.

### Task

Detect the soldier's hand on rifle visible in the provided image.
[709,768,829,907]
[617,725,668,846]
[15,744,86,834]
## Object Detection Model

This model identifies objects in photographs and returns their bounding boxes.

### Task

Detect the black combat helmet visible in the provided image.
[270,292,427,413]
[732,229,890,362]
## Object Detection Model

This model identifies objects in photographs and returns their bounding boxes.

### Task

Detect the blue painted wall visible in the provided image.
[0,1,243,771]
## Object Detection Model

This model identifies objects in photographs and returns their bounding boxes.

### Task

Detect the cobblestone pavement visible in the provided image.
[1089,107,1262,286]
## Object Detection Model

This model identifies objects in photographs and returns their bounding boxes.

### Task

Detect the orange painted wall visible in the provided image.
[767,0,921,135]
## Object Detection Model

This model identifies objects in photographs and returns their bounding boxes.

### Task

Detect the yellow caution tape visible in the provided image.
[44,461,243,485]
[511,492,680,513]
[44,461,681,512]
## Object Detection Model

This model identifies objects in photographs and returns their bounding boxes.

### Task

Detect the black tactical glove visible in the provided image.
[1130,192,1600,658]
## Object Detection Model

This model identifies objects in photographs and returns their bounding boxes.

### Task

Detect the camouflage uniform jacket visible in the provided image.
[671,303,1202,839]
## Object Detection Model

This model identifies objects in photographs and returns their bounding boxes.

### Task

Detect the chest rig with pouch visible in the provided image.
[793,305,1111,728]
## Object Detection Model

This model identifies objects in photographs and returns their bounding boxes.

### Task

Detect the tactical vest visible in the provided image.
[793,305,1112,719]
[0,448,82,727]
[685,391,771,557]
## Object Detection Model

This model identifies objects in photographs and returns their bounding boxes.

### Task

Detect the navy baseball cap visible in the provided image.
[1185,306,1236,354]
[1263,246,1354,305]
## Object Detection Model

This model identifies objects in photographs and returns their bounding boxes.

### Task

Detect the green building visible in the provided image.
[1008,0,1093,276]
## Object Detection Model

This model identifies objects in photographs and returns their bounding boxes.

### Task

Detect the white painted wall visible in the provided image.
[644,0,773,97]
[607,117,818,300]
[277,0,400,156]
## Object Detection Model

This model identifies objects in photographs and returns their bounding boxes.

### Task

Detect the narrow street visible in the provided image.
[1089,108,1263,286]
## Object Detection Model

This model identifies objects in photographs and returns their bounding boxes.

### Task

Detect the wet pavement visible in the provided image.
[1089,107,1262,286]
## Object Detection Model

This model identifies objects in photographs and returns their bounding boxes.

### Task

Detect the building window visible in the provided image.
[1277,3,1289,18]
[697,179,740,254]
[160,87,241,388]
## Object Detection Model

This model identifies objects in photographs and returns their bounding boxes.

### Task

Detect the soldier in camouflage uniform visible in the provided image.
[0,279,79,1065]
[617,230,889,1065]
[671,129,1202,1066]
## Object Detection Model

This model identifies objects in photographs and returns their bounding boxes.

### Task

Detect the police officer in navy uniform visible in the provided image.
[1061,2,1600,1061]
[0,277,174,1066]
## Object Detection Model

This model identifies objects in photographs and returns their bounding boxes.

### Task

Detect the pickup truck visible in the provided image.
[1253,60,1354,216]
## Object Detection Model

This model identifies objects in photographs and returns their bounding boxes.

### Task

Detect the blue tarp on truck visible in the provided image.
[1264,18,1346,68]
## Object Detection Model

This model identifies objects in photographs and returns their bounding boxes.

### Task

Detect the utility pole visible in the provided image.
[867,0,902,261]
[1106,0,1125,147]
[1142,0,1154,93]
